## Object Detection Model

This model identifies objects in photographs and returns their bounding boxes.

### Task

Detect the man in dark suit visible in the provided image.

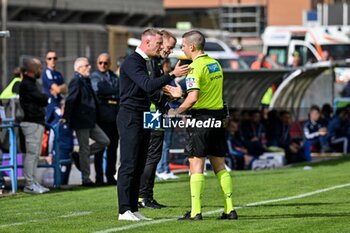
[91,53,119,186]
[117,28,189,221]
[62,57,110,186]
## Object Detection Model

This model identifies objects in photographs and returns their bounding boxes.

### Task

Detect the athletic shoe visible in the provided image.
[133,212,152,220]
[138,198,164,209]
[34,182,50,193]
[178,211,203,220]
[156,172,170,180]
[24,184,44,194]
[217,210,238,220]
[118,210,140,221]
[166,172,179,180]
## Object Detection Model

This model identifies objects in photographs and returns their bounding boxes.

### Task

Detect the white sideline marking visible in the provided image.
[0,211,92,228]
[94,183,350,233]
[60,211,92,218]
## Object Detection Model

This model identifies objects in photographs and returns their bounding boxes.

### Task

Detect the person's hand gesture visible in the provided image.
[172,60,190,77]
[163,82,183,99]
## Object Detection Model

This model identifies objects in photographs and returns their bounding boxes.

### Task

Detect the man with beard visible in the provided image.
[19,57,50,194]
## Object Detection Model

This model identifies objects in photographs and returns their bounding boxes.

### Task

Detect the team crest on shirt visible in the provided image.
[206,63,220,73]
[186,77,197,89]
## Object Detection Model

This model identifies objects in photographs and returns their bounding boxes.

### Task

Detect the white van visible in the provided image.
[262,25,350,66]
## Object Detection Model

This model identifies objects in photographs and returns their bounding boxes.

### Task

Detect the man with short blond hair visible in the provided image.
[117,28,189,221]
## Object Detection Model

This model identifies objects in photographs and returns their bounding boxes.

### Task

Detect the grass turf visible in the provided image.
[1,157,350,233]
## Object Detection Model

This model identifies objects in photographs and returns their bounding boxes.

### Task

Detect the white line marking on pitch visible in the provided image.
[94,183,350,233]
[0,211,92,228]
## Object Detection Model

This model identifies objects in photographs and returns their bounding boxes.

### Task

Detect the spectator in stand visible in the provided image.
[265,109,283,148]
[61,57,110,187]
[303,105,328,160]
[320,103,333,126]
[19,56,50,194]
[229,108,240,122]
[91,53,120,186]
[240,110,266,157]
[250,53,272,70]
[327,108,350,154]
[279,110,305,164]
[226,119,255,170]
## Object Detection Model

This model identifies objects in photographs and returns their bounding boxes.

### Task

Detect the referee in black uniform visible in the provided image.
[117,28,189,221]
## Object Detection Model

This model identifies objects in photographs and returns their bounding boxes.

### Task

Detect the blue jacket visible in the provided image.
[303,120,324,142]
[327,115,350,140]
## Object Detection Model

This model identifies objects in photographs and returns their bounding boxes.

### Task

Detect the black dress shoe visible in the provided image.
[70,152,80,170]
[217,210,238,220]
[138,198,163,209]
[151,199,167,208]
[82,180,95,187]
[178,211,203,220]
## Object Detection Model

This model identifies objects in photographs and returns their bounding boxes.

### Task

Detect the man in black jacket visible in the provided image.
[91,53,119,186]
[138,30,177,209]
[117,28,189,221]
[19,57,50,194]
[62,57,110,186]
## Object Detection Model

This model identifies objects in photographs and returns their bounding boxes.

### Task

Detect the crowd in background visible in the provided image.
[225,104,350,170]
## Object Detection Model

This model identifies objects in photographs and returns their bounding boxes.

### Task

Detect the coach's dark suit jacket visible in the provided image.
[63,72,98,129]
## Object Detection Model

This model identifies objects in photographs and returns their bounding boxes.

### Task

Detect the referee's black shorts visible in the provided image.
[185,109,227,157]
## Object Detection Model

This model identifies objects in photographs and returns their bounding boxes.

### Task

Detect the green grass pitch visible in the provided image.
[1,157,350,233]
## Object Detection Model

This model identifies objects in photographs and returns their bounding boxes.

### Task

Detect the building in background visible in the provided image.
[0,0,164,89]
[163,0,349,50]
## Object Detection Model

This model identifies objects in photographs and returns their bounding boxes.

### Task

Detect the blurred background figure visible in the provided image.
[250,53,272,70]
[91,53,120,186]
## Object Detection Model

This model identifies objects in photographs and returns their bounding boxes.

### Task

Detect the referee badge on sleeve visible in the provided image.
[186,77,197,89]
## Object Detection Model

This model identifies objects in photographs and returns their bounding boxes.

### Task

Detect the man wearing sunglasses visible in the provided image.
[41,50,67,124]
[90,53,120,186]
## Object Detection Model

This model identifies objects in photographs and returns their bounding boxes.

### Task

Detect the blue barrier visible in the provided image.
[0,119,18,193]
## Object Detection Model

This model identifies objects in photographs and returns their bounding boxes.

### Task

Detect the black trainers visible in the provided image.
[70,152,80,170]
[217,210,238,220]
[138,198,165,209]
[178,211,203,220]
